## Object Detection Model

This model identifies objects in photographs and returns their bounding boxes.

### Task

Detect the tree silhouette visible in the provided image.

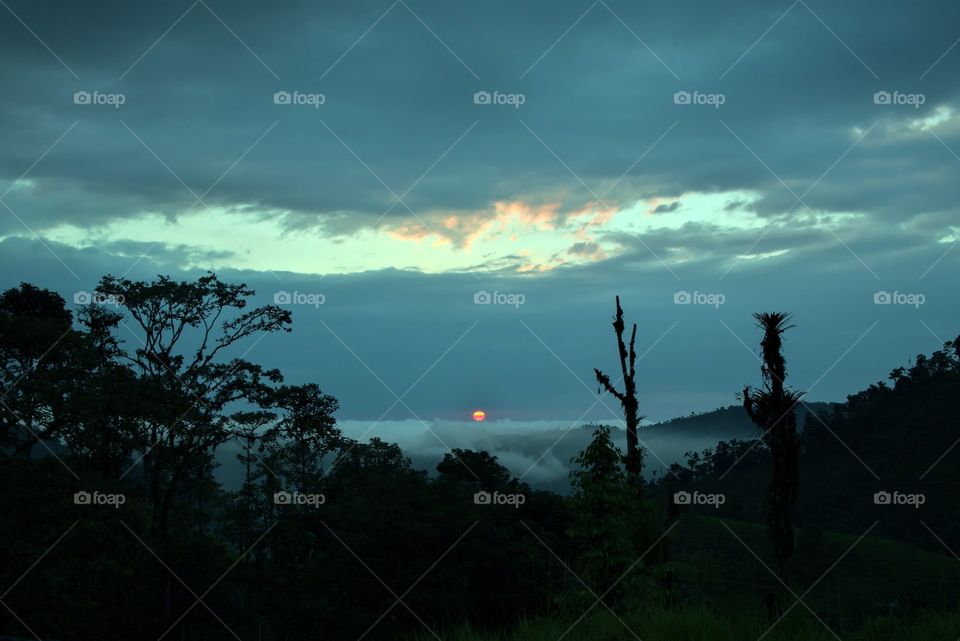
[568,425,638,606]
[0,283,77,459]
[261,383,341,486]
[594,296,644,489]
[95,272,291,624]
[740,312,803,617]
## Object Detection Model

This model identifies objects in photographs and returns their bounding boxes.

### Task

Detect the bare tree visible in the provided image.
[594,296,643,489]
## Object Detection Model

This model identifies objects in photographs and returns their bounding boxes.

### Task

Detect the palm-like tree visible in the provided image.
[741,312,803,617]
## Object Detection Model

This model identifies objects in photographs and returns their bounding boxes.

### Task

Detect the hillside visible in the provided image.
[646,402,836,439]
[424,515,960,641]
[653,338,960,553]
[669,515,960,623]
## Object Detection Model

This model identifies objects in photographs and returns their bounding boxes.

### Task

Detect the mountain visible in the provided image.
[645,401,836,439]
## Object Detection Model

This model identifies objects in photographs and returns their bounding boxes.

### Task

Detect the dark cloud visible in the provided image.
[1,0,960,238]
[652,201,682,214]
[1,0,958,430]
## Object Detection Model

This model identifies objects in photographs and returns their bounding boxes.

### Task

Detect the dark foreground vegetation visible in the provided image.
[1,274,957,640]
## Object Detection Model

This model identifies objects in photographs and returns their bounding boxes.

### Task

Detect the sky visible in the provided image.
[1,0,958,443]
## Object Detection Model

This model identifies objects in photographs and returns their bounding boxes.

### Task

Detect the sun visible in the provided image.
[472,409,486,422]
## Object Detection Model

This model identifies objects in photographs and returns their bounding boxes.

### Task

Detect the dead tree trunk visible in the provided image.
[594,296,643,491]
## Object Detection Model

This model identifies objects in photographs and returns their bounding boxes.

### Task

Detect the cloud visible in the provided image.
[652,201,682,214]
[2,0,959,428]
[1,234,955,425]
[2,0,959,263]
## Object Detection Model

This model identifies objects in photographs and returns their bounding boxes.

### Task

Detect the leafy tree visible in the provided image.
[568,425,639,606]
[95,273,289,532]
[334,436,415,474]
[260,383,341,488]
[437,448,511,489]
[58,305,144,476]
[0,283,77,459]
[94,272,291,624]
[228,409,277,486]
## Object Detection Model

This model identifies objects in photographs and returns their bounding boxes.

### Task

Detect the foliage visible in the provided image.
[2,277,959,640]
[567,426,651,609]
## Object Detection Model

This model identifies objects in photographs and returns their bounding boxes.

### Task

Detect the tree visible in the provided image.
[59,305,143,477]
[740,312,803,617]
[260,383,341,488]
[436,448,512,489]
[95,272,290,533]
[0,284,77,459]
[229,410,277,487]
[335,437,412,474]
[594,296,643,489]
[568,425,638,606]
[94,272,291,625]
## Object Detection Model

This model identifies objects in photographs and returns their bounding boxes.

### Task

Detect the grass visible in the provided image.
[412,516,960,641]
[418,608,960,641]
[668,515,960,622]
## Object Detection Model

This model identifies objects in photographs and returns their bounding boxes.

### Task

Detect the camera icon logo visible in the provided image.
[673,491,691,505]
[274,290,292,304]
[274,491,292,505]
[74,290,92,305]
[673,291,691,304]
[873,291,891,304]
[473,291,491,305]
[673,91,691,105]
[473,91,491,105]
[74,491,92,505]
[873,91,891,105]
[873,491,891,505]
[473,491,492,505]
[274,91,292,105]
[73,91,91,105]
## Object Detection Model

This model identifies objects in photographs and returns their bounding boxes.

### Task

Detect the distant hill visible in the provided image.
[646,401,837,440]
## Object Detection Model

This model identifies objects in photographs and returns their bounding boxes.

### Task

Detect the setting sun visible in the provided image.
[472,410,486,422]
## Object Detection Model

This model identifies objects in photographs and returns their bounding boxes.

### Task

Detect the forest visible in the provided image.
[1,273,958,641]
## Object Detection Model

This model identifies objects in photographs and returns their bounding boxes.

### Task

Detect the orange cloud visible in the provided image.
[380,198,624,272]
[492,200,562,230]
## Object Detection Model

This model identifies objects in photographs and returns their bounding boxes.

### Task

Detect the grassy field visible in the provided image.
[416,608,960,641]
[669,515,960,623]
[413,516,960,641]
